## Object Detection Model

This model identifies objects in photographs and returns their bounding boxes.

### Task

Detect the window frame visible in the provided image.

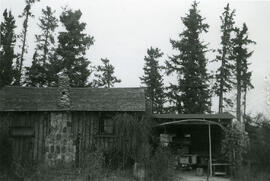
[98,113,114,135]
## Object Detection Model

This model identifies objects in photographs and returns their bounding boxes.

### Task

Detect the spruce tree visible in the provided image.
[92,58,121,88]
[214,3,235,113]
[49,9,94,87]
[0,9,17,87]
[14,0,39,85]
[166,1,211,113]
[140,47,165,114]
[25,6,58,87]
[231,23,255,122]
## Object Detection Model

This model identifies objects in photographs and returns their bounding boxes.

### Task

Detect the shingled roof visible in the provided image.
[0,86,146,112]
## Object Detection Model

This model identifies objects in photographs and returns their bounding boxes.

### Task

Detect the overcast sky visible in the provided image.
[1,0,270,116]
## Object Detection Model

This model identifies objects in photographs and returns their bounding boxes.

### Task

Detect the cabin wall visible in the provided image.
[0,111,141,166]
[0,112,50,164]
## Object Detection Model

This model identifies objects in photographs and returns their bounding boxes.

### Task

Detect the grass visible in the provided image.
[231,167,270,181]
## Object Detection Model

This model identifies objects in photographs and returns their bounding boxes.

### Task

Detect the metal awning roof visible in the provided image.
[152,113,234,120]
[155,119,227,130]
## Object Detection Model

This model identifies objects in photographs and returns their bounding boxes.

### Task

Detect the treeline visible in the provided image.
[0,0,121,88]
[140,2,255,119]
[1,1,255,118]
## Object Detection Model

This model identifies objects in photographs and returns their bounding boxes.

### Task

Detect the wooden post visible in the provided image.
[208,123,212,176]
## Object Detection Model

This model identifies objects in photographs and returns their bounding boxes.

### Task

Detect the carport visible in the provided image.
[153,113,234,176]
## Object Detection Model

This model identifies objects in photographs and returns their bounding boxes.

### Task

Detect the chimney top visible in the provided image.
[57,71,70,110]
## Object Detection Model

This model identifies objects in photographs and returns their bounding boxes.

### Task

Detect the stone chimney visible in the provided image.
[57,71,70,110]
[45,71,75,168]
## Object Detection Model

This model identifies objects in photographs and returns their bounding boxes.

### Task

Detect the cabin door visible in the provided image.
[10,127,35,165]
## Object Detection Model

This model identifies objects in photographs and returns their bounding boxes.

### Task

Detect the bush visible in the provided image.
[109,114,152,169]
[232,166,270,181]
[29,164,82,181]
[103,147,135,170]
[221,122,248,175]
[245,114,270,173]
[30,164,53,181]
[82,147,105,181]
[146,146,174,181]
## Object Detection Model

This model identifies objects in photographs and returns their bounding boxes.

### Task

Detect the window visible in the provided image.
[99,117,114,134]
[10,127,34,137]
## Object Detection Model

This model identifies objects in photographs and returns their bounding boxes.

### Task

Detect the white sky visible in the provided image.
[1,0,270,116]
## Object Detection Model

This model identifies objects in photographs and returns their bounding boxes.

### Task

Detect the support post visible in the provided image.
[208,123,212,176]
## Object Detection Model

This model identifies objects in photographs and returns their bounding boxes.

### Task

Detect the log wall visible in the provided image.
[0,111,135,166]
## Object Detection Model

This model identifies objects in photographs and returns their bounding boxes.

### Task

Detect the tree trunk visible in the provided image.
[236,60,242,123]
[43,28,49,65]
[218,46,227,113]
[219,67,224,113]
[243,86,247,121]
[16,11,30,85]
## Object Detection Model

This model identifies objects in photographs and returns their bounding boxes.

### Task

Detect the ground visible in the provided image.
[1,170,231,181]
[174,171,230,181]
[177,175,230,181]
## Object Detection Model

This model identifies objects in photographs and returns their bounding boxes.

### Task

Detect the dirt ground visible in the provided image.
[175,171,230,181]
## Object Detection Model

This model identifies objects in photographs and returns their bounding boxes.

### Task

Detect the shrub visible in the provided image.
[10,160,36,180]
[109,113,152,169]
[30,164,53,181]
[232,166,270,181]
[245,114,270,173]
[146,146,174,181]
[228,114,270,180]
[82,147,105,181]
[221,121,248,175]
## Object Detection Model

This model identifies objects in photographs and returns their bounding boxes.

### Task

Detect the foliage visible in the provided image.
[92,58,121,88]
[245,114,270,173]
[82,147,105,181]
[30,164,51,181]
[14,0,40,86]
[232,166,270,181]
[49,8,94,87]
[28,164,82,181]
[221,122,248,175]
[146,146,174,181]
[0,9,17,88]
[166,1,211,114]
[140,47,166,114]
[106,114,151,169]
[25,6,58,87]
[214,3,235,112]
[231,23,255,121]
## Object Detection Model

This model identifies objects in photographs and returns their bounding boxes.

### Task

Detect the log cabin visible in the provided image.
[0,73,146,167]
[0,73,234,176]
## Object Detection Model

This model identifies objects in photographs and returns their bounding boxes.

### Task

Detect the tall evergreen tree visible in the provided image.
[140,47,166,114]
[14,0,39,85]
[92,58,121,88]
[166,1,211,113]
[242,61,253,118]
[25,6,58,87]
[0,9,16,87]
[231,23,255,122]
[214,3,235,113]
[49,9,94,87]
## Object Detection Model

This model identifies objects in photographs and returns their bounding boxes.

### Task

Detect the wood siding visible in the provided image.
[0,111,134,166]
[0,112,50,164]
